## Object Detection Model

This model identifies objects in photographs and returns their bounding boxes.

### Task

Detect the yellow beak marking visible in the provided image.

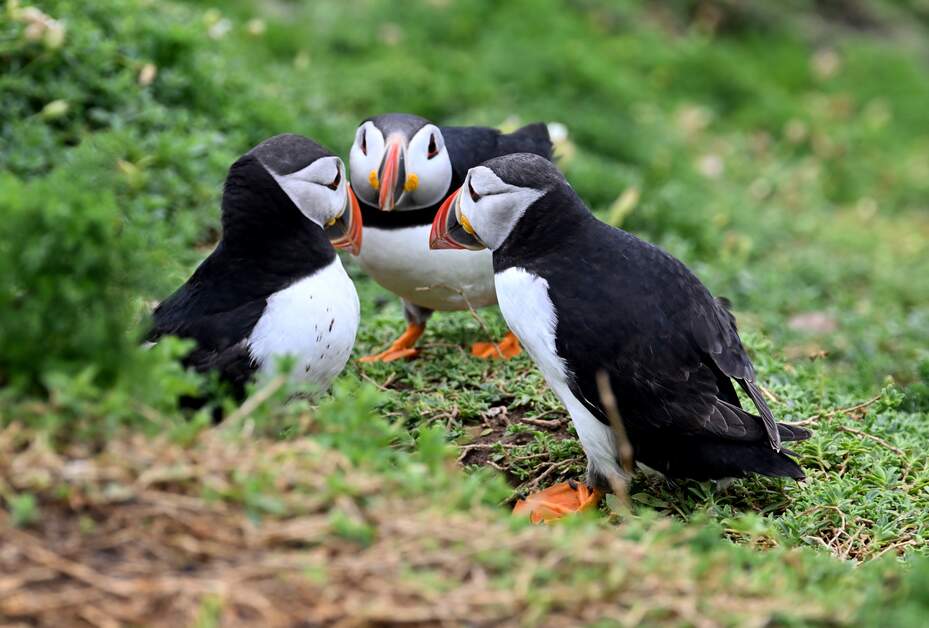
[325,216,337,227]
[369,170,379,190]
[404,173,419,193]
[460,212,476,236]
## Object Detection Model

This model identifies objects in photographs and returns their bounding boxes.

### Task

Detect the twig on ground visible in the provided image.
[837,425,904,456]
[521,458,578,492]
[1,516,144,597]
[788,393,883,427]
[872,537,919,561]
[131,402,171,428]
[485,460,508,472]
[457,440,540,462]
[822,505,848,552]
[219,374,287,431]
[359,370,396,392]
[457,442,495,456]
[518,416,565,429]
[416,283,504,358]
[595,370,634,507]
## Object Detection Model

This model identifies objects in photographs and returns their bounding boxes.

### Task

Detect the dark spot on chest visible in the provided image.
[329,318,335,332]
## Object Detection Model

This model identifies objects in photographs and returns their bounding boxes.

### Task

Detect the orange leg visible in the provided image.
[359,322,425,363]
[470,331,522,360]
[512,481,603,524]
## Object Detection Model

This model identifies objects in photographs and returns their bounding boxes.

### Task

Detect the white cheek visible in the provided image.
[319,186,345,223]
[466,187,543,250]
[273,174,343,227]
[408,150,452,207]
[349,126,384,205]
[349,146,380,203]
[275,178,329,226]
[464,196,500,249]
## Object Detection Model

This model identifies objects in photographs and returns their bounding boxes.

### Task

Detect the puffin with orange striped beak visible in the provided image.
[431,154,810,523]
[349,113,553,362]
[148,134,364,399]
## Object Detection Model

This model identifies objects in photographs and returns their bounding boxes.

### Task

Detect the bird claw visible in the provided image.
[470,332,522,360]
[358,347,419,363]
[513,481,603,524]
[358,322,425,363]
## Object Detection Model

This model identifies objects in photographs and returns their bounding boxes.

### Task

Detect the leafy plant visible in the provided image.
[0,169,154,391]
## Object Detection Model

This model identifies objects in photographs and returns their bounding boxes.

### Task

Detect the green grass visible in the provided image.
[3,0,929,623]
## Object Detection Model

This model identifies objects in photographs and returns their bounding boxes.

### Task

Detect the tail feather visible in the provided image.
[739,380,781,450]
[635,437,807,481]
[502,123,553,161]
[777,422,812,442]
[747,449,806,480]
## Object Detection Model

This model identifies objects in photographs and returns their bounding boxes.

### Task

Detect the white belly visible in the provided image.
[495,267,621,480]
[248,257,359,392]
[357,224,496,311]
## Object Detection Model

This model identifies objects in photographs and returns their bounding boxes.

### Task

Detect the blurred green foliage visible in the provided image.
[0,169,151,389]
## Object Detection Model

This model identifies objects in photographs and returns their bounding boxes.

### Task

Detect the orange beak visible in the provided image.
[429,187,485,251]
[327,183,363,255]
[377,136,406,211]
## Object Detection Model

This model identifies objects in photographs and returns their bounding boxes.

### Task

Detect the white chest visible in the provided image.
[495,267,619,478]
[495,268,572,390]
[248,257,359,391]
[357,224,496,311]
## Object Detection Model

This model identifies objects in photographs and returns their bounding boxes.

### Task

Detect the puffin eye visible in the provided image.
[327,167,341,190]
[360,132,367,156]
[427,134,439,159]
[468,179,480,203]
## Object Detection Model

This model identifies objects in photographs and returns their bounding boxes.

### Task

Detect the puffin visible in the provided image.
[430,153,811,522]
[348,113,553,362]
[147,134,364,399]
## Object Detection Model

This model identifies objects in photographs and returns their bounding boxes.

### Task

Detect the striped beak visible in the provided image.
[377,136,406,211]
[326,183,364,255]
[429,187,484,251]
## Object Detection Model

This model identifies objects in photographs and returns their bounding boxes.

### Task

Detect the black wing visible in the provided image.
[442,123,553,184]
[548,222,802,450]
[148,287,266,386]
[147,250,275,384]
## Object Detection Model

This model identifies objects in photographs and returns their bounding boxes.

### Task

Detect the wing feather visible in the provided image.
[549,222,785,448]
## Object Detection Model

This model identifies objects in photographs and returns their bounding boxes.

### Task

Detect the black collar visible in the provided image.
[359,201,441,229]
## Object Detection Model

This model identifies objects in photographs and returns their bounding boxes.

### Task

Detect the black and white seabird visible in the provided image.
[348,113,553,361]
[147,134,364,398]
[430,153,810,522]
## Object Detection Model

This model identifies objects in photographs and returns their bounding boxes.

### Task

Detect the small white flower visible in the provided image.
[138,63,158,87]
[547,122,569,143]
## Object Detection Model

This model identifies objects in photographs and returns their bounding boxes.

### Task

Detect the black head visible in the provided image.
[349,113,452,212]
[430,153,579,253]
[367,113,430,138]
[249,133,333,178]
[222,134,362,254]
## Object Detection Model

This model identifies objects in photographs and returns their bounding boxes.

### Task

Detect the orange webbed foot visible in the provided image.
[470,331,522,360]
[513,481,603,524]
[359,323,425,363]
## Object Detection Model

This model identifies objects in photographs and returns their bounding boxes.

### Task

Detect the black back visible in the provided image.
[360,121,554,229]
[492,166,809,483]
[147,141,336,392]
